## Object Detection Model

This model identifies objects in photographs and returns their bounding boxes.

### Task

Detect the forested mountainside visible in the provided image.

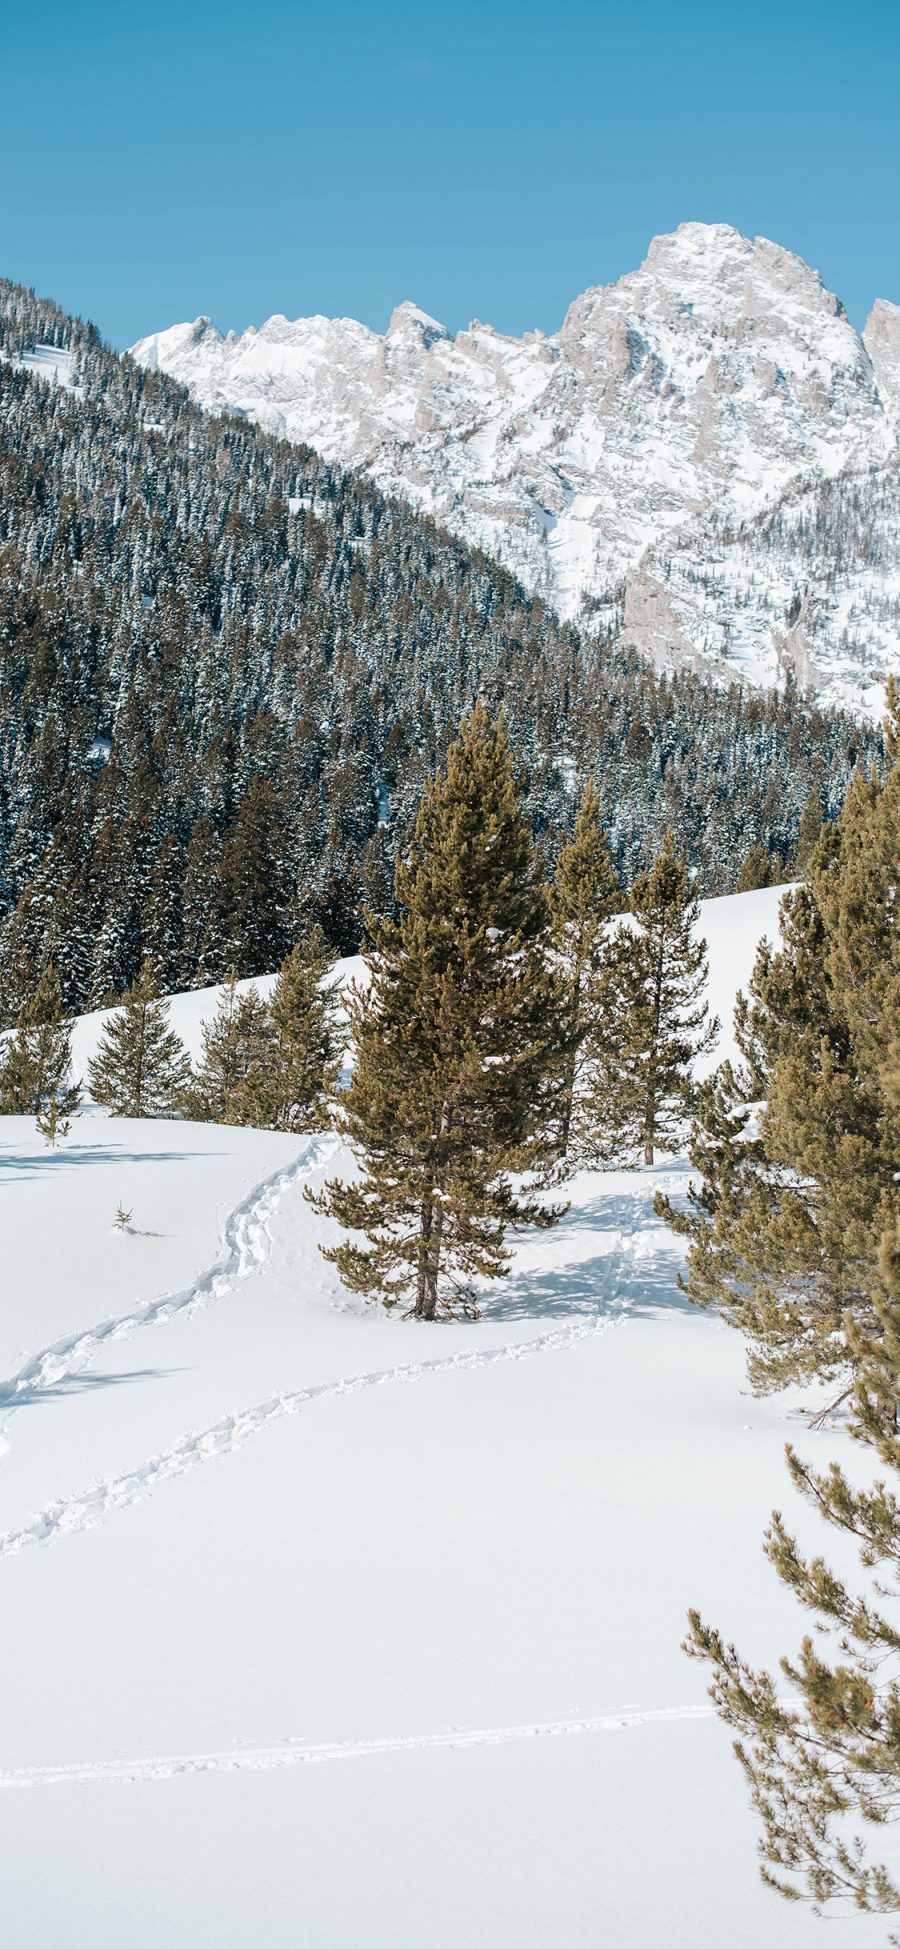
[0,278,879,1019]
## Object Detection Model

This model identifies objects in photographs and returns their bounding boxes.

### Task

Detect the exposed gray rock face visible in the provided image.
[864,298,900,427]
[131,224,900,715]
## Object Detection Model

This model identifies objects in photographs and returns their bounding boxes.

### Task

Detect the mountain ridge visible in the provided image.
[131,222,900,717]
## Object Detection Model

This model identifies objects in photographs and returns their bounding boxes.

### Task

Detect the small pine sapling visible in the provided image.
[88,959,190,1117]
[0,963,80,1120]
[36,1097,71,1147]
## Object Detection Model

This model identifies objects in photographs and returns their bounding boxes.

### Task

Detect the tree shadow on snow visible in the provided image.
[0,1367,180,1408]
[481,1185,694,1322]
[0,1146,226,1183]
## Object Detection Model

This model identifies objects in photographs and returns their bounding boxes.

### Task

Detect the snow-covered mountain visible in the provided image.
[131,223,900,716]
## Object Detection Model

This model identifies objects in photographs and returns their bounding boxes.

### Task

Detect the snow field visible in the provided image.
[0,883,888,1945]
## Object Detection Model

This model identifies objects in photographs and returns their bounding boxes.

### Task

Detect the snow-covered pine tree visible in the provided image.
[142,832,183,992]
[242,930,343,1132]
[677,679,900,1923]
[88,959,190,1117]
[550,780,621,1164]
[182,976,273,1125]
[586,830,718,1166]
[0,964,80,1120]
[311,706,569,1317]
[221,777,288,977]
[180,816,227,989]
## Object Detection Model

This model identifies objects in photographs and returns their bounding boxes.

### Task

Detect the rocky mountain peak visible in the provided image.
[130,224,900,716]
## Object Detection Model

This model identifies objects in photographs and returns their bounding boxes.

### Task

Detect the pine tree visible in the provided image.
[657,697,899,1394]
[242,930,343,1132]
[735,840,772,892]
[180,816,227,988]
[587,831,718,1166]
[88,958,191,1117]
[182,976,273,1125]
[550,780,622,1163]
[792,775,826,877]
[0,964,80,1120]
[142,833,183,991]
[674,682,900,1923]
[36,1096,71,1146]
[221,777,287,976]
[310,706,569,1318]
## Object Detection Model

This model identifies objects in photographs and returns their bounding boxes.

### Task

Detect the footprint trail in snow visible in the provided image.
[0,1133,341,1443]
[0,1703,725,1789]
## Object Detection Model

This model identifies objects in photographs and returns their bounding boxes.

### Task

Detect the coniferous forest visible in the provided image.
[0,278,881,1022]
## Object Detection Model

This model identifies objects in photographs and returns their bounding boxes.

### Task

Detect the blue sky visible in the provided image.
[4,0,898,346]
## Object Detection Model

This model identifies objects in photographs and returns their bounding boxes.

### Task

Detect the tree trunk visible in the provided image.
[414,1099,453,1319]
[415,1197,435,1319]
[415,1196,445,1320]
[558,975,582,1161]
[644,1141,654,1166]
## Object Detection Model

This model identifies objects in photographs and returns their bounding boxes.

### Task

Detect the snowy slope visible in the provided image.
[131,223,900,714]
[3,341,77,390]
[0,884,889,1946]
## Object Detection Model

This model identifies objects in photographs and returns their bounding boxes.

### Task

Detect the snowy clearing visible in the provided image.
[0,884,887,1945]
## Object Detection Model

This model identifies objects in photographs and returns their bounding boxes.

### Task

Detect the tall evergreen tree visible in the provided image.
[88,958,190,1117]
[792,775,826,878]
[672,681,900,1924]
[242,930,344,1132]
[587,831,718,1166]
[550,780,621,1163]
[180,817,227,988]
[182,976,274,1125]
[735,840,773,892]
[311,706,569,1318]
[0,963,80,1119]
[658,703,899,1394]
[143,833,183,991]
[221,777,287,976]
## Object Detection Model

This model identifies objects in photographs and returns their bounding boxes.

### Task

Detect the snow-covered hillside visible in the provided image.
[132,223,900,715]
[0,885,888,1945]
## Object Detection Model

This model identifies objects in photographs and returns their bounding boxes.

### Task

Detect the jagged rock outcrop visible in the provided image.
[132,223,900,713]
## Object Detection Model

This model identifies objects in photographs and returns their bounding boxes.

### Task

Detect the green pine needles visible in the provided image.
[669,677,900,1924]
[583,830,718,1167]
[182,933,344,1130]
[311,706,570,1318]
[0,963,80,1124]
[88,959,191,1117]
[550,780,622,1166]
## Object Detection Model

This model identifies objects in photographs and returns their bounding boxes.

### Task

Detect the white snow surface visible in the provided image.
[5,342,77,390]
[131,222,900,716]
[0,884,890,1944]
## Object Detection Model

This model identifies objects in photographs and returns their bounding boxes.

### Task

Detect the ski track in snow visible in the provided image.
[0,1703,722,1790]
[0,1133,341,1443]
